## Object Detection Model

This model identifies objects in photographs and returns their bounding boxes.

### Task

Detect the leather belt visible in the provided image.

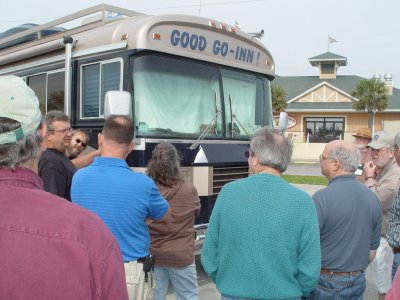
[125,257,146,263]
[320,268,363,276]
[393,247,400,254]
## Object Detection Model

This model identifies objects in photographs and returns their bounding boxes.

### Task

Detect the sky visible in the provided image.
[1,0,399,86]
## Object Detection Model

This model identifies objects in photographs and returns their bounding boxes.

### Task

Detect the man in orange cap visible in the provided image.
[353,127,372,180]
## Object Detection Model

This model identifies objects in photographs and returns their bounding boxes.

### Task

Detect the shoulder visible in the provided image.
[387,162,400,177]
[133,172,155,185]
[39,149,66,167]
[36,191,115,241]
[312,186,332,205]
[181,180,198,193]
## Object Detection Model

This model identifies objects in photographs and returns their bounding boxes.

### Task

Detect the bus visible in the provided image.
[0,4,276,251]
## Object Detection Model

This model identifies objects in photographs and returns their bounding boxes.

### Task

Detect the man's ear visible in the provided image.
[128,141,135,153]
[39,123,47,139]
[332,159,341,171]
[97,133,103,147]
[39,123,47,151]
[248,155,259,167]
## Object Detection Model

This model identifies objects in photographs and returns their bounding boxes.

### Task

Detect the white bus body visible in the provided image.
[0,4,275,252]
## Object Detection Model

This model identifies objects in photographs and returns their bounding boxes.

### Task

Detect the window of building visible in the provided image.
[305,117,344,143]
[80,59,122,118]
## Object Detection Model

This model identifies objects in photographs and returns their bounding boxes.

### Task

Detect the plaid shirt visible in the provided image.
[387,188,400,248]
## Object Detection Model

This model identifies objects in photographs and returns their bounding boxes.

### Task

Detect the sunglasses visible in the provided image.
[75,138,87,147]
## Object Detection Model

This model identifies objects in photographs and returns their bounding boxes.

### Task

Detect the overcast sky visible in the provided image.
[1,0,399,86]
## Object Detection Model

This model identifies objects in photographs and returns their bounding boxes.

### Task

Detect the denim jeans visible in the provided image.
[392,253,400,280]
[152,262,198,300]
[306,272,365,300]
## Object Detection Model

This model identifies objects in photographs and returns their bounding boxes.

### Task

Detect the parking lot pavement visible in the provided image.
[286,162,321,176]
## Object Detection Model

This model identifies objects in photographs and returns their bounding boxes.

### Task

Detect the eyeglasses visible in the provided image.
[319,154,335,162]
[75,138,87,148]
[48,127,72,135]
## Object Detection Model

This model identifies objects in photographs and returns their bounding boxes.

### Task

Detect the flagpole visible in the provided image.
[328,35,330,52]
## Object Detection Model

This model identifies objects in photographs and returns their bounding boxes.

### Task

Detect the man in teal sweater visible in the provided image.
[201,127,321,300]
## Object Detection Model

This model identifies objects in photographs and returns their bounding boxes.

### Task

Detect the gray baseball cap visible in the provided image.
[368,131,394,149]
[0,76,42,145]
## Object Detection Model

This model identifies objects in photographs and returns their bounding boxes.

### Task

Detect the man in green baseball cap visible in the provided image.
[0,75,42,146]
[0,76,128,299]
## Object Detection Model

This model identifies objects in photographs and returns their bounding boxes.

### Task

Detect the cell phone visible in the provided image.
[355,164,363,176]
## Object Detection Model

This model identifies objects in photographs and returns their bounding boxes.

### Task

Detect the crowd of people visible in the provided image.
[2,75,400,300]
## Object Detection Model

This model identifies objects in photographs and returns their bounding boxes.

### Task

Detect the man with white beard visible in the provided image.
[363,131,400,300]
[353,127,372,181]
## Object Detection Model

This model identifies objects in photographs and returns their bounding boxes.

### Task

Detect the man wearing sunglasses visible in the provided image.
[66,129,89,159]
[65,129,100,169]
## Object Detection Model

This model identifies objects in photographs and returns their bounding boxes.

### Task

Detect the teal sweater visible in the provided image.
[201,173,320,299]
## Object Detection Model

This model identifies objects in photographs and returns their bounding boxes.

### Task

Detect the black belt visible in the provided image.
[125,257,146,263]
[393,247,400,254]
[320,269,363,276]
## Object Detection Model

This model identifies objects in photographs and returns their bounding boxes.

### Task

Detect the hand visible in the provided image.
[363,160,377,179]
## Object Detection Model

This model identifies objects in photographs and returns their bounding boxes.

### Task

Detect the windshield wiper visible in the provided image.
[228,94,250,137]
[189,90,221,150]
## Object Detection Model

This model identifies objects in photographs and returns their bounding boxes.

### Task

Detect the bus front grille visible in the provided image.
[212,166,249,200]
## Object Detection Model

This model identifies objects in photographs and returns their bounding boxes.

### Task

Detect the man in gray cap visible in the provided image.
[363,131,400,300]
[387,132,400,280]
[0,76,128,299]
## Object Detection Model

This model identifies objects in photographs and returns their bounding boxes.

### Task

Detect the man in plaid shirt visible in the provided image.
[387,132,400,279]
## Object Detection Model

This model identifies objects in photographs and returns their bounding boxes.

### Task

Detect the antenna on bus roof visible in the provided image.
[248,29,264,39]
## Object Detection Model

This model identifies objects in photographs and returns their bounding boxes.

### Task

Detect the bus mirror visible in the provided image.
[277,111,288,133]
[104,91,132,119]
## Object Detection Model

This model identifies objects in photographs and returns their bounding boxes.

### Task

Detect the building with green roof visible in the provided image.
[272,52,400,160]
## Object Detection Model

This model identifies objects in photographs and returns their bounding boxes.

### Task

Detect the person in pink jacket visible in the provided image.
[386,270,400,299]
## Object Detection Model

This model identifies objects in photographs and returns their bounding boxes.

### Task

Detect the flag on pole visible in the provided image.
[329,36,338,43]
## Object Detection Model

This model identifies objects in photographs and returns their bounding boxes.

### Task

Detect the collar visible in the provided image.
[328,173,356,185]
[376,157,397,181]
[45,148,66,155]
[92,156,130,168]
[0,167,43,190]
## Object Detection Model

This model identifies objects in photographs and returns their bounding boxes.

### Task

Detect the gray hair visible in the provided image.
[249,127,292,172]
[329,146,360,172]
[44,110,70,131]
[0,117,43,170]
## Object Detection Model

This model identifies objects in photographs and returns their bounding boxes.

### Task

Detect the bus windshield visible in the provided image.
[133,54,273,139]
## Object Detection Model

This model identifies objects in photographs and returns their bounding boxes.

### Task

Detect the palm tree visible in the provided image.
[271,84,288,113]
[352,79,388,129]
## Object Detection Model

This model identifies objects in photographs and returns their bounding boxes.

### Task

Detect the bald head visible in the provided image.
[324,140,360,173]
[102,115,134,145]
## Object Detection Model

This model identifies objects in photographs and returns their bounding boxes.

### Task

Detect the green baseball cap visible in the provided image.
[0,76,42,145]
